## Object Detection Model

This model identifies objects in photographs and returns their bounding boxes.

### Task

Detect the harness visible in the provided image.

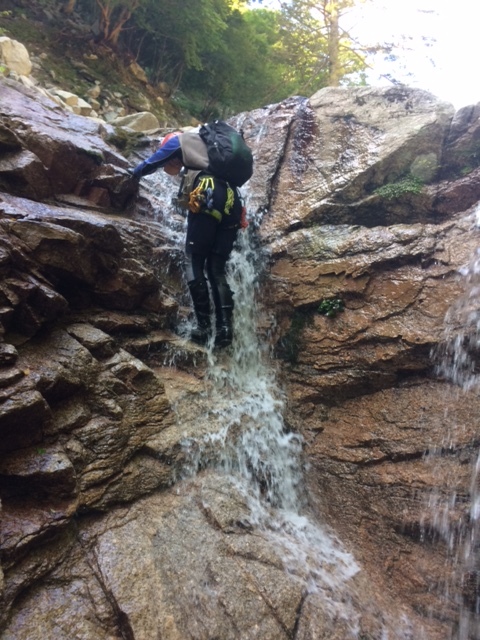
[188,174,235,222]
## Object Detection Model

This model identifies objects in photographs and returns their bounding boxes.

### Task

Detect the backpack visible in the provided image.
[179,121,253,187]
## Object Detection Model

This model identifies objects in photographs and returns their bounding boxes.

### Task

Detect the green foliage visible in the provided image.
[130,0,236,86]
[374,175,423,200]
[317,297,345,318]
[275,0,368,93]
[181,7,286,117]
[1,0,396,120]
[0,9,12,35]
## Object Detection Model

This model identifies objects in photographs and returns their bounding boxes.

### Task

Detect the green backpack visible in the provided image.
[180,121,253,187]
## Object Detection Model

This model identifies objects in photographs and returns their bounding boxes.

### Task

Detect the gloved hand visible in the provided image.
[127,167,140,179]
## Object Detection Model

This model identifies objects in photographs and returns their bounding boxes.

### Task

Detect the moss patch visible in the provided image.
[317,297,345,318]
[375,175,423,200]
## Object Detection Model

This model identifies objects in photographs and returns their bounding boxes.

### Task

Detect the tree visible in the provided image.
[276,0,370,90]
[181,7,287,117]
[128,0,241,88]
[94,0,141,46]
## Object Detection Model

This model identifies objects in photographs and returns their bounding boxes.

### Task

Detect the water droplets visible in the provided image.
[428,221,480,638]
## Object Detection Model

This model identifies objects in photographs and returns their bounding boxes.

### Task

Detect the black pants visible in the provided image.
[185,209,240,331]
[184,175,242,333]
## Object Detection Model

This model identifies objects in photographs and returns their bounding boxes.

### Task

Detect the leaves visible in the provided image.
[65,0,396,115]
[276,0,368,90]
[318,298,345,318]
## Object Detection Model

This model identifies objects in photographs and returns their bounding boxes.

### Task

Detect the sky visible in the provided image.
[350,0,479,109]
[256,0,480,110]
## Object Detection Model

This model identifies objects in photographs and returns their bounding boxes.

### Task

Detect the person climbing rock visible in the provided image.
[130,126,251,349]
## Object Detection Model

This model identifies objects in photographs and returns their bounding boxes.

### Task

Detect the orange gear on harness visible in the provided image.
[187,176,235,223]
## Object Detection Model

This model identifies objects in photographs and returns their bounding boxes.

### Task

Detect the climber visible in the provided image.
[130,131,245,349]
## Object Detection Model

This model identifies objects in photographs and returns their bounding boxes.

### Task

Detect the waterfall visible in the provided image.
[427,208,480,639]
[142,125,416,637]
[173,217,420,637]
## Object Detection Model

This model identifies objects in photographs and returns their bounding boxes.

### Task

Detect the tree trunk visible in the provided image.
[94,0,140,47]
[326,0,341,86]
[107,7,132,46]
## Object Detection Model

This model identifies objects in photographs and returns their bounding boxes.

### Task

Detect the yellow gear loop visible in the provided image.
[224,185,234,216]
[188,176,215,214]
[188,176,233,223]
[202,177,215,191]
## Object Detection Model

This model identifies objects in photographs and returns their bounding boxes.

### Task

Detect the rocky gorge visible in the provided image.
[1,74,480,639]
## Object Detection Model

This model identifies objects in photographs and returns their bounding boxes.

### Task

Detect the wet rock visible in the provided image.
[0,149,52,200]
[16,329,99,401]
[442,102,480,179]
[0,367,23,388]
[0,445,76,500]
[2,81,480,640]
[254,86,455,239]
[47,397,91,436]
[0,78,129,202]
[65,323,115,359]
[0,124,23,151]
[0,343,18,365]
[0,388,50,454]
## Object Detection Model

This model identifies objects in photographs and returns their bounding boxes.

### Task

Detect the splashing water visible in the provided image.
[176,221,412,636]
[138,129,416,636]
[427,209,480,639]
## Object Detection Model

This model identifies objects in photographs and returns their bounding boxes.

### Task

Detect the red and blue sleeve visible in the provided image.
[131,135,182,178]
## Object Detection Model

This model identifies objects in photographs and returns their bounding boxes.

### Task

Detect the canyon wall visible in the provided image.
[1,77,480,638]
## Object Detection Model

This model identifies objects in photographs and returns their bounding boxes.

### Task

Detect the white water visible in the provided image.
[141,128,417,637]
[427,207,480,639]
[177,227,363,627]
[162,210,429,637]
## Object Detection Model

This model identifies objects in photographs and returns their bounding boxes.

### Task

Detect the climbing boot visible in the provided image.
[187,278,211,346]
[215,305,234,349]
[210,277,234,349]
[207,255,234,349]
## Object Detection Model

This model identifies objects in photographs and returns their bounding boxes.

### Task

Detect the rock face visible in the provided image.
[1,77,480,639]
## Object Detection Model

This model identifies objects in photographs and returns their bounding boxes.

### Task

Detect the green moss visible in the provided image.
[317,297,345,318]
[375,175,423,200]
[1,13,49,44]
[0,10,12,35]
[278,299,346,363]
[451,144,480,176]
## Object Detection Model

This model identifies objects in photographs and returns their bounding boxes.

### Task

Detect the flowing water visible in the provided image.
[141,118,419,637]
[169,216,420,635]
[427,208,480,639]
[177,225,366,631]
